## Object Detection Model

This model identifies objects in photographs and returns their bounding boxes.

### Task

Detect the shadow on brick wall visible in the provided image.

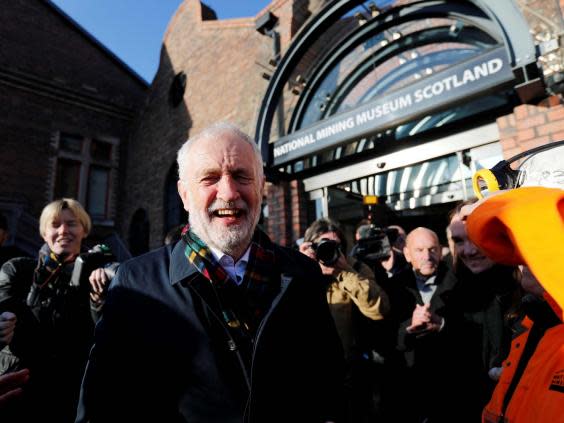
[120,46,192,255]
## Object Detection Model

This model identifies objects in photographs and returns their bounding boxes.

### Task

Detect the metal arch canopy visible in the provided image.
[255,0,540,171]
[288,1,498,133]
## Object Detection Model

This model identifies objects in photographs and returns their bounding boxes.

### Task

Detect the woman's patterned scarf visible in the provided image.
[32,245,66,289]
[27,244,74,315]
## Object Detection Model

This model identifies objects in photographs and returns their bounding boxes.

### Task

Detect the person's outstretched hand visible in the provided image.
[0,369,29,409]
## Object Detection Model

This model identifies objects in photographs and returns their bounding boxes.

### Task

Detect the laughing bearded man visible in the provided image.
[76,122,345,423]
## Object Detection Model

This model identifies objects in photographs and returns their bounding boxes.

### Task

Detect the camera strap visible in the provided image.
[27,250,67,309]
[33,249,64,290]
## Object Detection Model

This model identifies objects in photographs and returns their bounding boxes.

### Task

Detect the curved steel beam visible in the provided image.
[324,25,495,117]
[254,0,364,164]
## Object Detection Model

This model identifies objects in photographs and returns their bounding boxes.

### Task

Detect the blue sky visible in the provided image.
[50,0,272,83]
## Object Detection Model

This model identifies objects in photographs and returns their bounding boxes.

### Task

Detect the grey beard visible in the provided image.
[189,208,259,257]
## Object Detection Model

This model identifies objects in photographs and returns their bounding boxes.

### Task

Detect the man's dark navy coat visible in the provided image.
[76,241,344,423]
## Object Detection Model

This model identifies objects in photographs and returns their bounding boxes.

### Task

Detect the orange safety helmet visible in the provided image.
[466,187,564,317]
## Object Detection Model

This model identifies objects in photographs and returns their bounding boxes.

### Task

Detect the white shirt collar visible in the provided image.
[209,245,251,286]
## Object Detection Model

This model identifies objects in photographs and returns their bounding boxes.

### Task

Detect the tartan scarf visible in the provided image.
[182,224,279,336]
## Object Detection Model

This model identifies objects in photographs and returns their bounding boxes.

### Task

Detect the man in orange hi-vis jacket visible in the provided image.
[465,187,564,423]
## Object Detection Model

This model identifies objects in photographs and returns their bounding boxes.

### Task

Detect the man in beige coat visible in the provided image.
[300,218,389,422]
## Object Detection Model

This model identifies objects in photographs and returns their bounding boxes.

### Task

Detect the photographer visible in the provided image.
[0,198,114,422]
[299,218,389,423]
[351,224,408,278]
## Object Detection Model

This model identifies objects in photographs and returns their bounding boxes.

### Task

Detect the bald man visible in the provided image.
[398,228,452,334]
[385,227,464,422]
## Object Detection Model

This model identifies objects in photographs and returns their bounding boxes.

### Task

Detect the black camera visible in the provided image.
[353,226,392,262]
[312,239,342,266]
[70,244,115,288]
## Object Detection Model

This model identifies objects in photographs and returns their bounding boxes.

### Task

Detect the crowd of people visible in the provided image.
[0,122,561,423]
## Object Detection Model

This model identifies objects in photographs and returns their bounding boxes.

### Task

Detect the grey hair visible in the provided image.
[177,122,264,181]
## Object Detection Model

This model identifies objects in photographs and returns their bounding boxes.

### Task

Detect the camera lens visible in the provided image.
[314,239,340,265]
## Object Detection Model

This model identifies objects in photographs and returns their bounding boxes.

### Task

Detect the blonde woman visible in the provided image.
[0,198,113,422]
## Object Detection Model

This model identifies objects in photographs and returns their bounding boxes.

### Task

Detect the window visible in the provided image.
[54,158,81,199]
[90,139,113,161]
[59,133,83,154]
[87,166,110,219]
[53,132,118,223]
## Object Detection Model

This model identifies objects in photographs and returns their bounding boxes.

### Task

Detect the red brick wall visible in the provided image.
[0,1,146,111]
[497,94,564,158]
[265,182,290,246]
[0,0,146,220]
[264,179,309,247]
[289,180,309,242]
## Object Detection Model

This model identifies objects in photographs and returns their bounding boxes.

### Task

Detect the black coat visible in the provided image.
[383,264,465,423]
[452,264,519,417]
[454,264,518,370]
[0,255,95,423]
[76,241,345,423]
[386,263,460,368]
